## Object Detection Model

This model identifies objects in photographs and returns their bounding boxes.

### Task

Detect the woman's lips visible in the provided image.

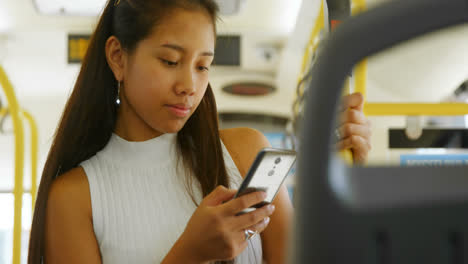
[166,104,191,117]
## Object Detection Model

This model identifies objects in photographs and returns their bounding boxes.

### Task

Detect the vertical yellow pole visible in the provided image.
[293,0,325,120]
[0,107,6,118]
[299,0,324,76]
[351,0,368,102]
[0,65,24,264]
[295,0,325,111]
[22,110,38,209]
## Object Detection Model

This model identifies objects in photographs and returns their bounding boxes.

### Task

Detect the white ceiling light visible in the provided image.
[33,0,110,16]
[33,0,246,16]
[215,0,246,16]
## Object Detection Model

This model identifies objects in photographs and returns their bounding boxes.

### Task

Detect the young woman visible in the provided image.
[28,0,371,263]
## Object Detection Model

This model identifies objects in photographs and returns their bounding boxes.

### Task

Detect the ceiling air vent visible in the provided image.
[222,82,276,96]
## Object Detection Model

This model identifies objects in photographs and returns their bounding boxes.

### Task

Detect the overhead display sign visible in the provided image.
[68,34,91,64]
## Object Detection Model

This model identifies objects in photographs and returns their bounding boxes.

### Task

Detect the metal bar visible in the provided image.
[352,0,368,99]
[0,108,38,214]
[293,1,326,117]
[0,189,32,194]
[0,65,24,264]
[299,0,325,78]
[364,103,468,116]
[0,107,7,117]
[21,110,38,212]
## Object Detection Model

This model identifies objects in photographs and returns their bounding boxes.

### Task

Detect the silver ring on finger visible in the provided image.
[244,229,257,241]
[334,128,342,141]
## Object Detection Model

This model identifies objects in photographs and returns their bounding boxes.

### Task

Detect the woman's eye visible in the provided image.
[160,59,178,66]
[198,66,209,71]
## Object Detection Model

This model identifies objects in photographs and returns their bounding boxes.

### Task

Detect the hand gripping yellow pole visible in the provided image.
[0,65,24,264]
[336,0,368,164]
[295,0,354,164]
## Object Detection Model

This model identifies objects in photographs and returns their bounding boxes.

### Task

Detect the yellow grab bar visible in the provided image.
[0,65,25,264]
[0,109,38,213]
[364,103,468,116]
[348,2,468,118]
[352,0,368,99]
[299,0,325,77]
[0,107,7,118]
[351,0,367,14]
[22,110,39,209]
[294,0,325,114]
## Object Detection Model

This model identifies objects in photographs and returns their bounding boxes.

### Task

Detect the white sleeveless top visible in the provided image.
[80,132,263,263]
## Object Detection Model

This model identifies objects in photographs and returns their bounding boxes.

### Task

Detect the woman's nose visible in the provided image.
[175,68,196,96]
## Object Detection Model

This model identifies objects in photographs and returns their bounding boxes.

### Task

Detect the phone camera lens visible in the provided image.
[268,170,274,176]
[275,157,281,164]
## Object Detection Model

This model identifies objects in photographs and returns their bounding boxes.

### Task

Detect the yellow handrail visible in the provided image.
[347,1,468,117]
[0,107,7,118]
[299,0,324,78]
[352,0,368,100]
[364,103,468,116]
[22,110,39,208]
[293,0,325,114]
[0,108,38,209]
[0,65,24,264]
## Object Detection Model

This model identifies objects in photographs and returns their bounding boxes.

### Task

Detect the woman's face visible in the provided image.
[117,8,215,140]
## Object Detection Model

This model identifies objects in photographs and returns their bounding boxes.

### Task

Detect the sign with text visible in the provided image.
[68,34,91,64]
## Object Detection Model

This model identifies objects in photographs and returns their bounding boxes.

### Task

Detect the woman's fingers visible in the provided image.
[336,135,371,163]
[245,217,271,234]
[234,217,271,245]
[336,93,372,164]
[220,191,267,216]
[201,185,238,207]
[336,123,371,141]
[337,135,371,151]
[232,204,275,230]
[339,108,368,126]
[340,92,364,111]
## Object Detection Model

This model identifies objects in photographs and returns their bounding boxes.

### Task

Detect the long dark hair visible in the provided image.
[28,0,232,263]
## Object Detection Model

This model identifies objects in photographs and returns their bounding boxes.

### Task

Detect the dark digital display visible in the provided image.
[213,35,241,66]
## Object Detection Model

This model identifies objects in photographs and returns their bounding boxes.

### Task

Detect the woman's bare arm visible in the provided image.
[45,167,102,263]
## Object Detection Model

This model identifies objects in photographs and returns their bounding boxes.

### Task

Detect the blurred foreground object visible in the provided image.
[294,0,468,263]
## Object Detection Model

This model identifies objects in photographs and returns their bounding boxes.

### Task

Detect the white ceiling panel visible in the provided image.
[0,0,302,35]
[367,24,468,102]
[33,0,108,16]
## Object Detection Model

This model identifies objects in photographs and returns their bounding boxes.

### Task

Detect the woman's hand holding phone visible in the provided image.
[172,186,275,263]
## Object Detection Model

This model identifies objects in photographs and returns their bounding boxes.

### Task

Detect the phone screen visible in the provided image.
[234,148,296,212]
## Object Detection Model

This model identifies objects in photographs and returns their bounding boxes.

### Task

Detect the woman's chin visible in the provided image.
[160,121,187,134]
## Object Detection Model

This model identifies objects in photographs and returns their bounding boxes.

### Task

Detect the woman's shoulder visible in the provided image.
[47,167,92,220]
[219,127,271,178]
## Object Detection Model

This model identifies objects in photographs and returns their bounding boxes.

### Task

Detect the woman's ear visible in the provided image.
[105,36,126,81]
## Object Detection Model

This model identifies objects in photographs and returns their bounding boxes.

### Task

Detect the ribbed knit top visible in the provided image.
[80,132,263,263]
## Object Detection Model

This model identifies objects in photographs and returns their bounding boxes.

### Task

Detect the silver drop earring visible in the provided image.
[116,81,121,105]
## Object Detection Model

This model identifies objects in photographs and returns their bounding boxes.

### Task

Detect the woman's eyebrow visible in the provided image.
[161,43,214,57]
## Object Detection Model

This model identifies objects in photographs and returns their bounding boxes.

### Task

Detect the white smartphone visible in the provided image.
[233,148,296,215]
